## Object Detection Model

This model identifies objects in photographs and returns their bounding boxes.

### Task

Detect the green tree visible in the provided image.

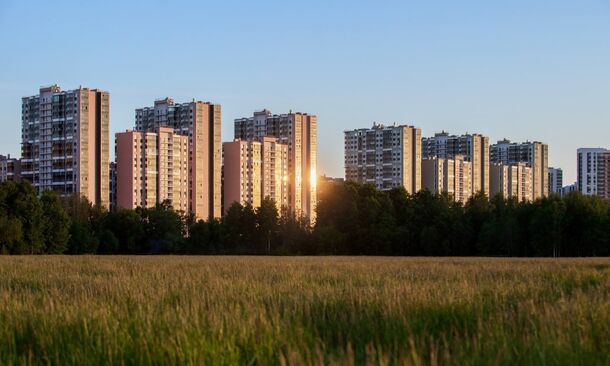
[256,197,279,254]
[41,190,70,254]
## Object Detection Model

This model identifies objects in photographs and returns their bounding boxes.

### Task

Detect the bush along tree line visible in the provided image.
[1,180,609,256]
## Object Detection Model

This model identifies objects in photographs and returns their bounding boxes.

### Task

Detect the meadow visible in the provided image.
[0,256,608,365]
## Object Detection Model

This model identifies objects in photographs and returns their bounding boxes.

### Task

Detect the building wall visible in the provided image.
[0,155,21,183]
[344,123,421,194]
[577,148,609,196]
[261,137,289,212]
[135,98,221,220]
[223,138,289,214]
[490,163,533,201]
[115,128,188,211]
[234,110,317,222]
[490,140,548,199]
[421,156,472,203]
[548,167,563,194]
[20,85,109,206]
[422,132,489,196]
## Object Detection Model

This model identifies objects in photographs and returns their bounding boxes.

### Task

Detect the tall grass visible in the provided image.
[0,257,608,365]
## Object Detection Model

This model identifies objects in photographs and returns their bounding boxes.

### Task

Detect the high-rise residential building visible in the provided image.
[234,110,316,221]
[490,163,533,202]
[115,127,189,211]
[21,85,109,206]
[109,162,117,210]
[0,154,21,182]
[548,167,563,195]
[223,137,289,214]
[577,148,610,199]
[490,139,548,199]
[344,123,421,193]
[422,156,473,203]
[422,132,490,196]
[135,97,221,220]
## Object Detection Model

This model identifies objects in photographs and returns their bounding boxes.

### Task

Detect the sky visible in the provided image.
[1,0,609,184]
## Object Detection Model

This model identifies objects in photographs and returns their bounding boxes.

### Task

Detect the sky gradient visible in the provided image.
[1,0,609,183]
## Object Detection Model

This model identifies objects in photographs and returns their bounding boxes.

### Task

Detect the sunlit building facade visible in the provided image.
[234,110,316,222]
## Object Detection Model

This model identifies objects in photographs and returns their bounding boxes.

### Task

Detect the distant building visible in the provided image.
[548,167,563,195]
[490,139,548,199]
[109,162,116,210]
[577,148,610,199]
[422,132,489,196]
[115,127,189,211]
[135,97,221,220]
[490,163,533,202]
[0,154,21,182]
[21,85,109,206]
[561,182,578,197]
[222,137,288,213]
[235,110,316,222]
[421,156,473,203]
[344,123,421,193]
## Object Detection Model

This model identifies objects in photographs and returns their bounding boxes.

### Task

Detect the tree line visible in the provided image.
[1,180,609,256]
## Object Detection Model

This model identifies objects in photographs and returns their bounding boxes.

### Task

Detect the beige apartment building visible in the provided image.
[115,127,188,211]
[344,123,421,193]
[234,110,316,222]
[223,138,288,214]
[491,139,548,199]
[422,156,473,203]
[490,163,533,202]
[135,98,221,220]
[422,132,490,196]
[21,85,109,206]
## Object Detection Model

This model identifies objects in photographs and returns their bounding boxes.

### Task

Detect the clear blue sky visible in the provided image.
[1,0,609,183]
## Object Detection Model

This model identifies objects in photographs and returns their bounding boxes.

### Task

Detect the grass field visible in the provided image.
[0,257,609,365]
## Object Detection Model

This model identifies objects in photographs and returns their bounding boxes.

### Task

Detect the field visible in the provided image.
[0,257,609,365]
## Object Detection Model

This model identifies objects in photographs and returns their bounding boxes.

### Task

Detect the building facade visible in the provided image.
[234,110,316,221]
[21,85,109,206]
[422,132,490,196]
[135,98,221,219]
[421,156,473,203]
[0,154,21,182]
[115,127,189,212]
[490,139,548,199]
[577,148,610,199]
[109,162,116,210]
[548,167,563,195]
[344,123,421,193]
[490,163,533,202]
[223,137,289,214]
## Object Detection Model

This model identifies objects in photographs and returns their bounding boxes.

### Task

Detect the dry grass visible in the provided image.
[0,256,609,365]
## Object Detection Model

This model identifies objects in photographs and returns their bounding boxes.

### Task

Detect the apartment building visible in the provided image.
[109,162,116,210]
[135,97,221,219]
[21,85,109,206]
[490,163,533,202]
[577,148,610,199]
[422,132,489,196]
[344,123,421,193]
[490,139,548,199]
[0,154,21,182]
[115,127,189,212]
[548,167,563,195]
[234,110,316,221]
[223,138,288,213]
[421,156,473,203]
